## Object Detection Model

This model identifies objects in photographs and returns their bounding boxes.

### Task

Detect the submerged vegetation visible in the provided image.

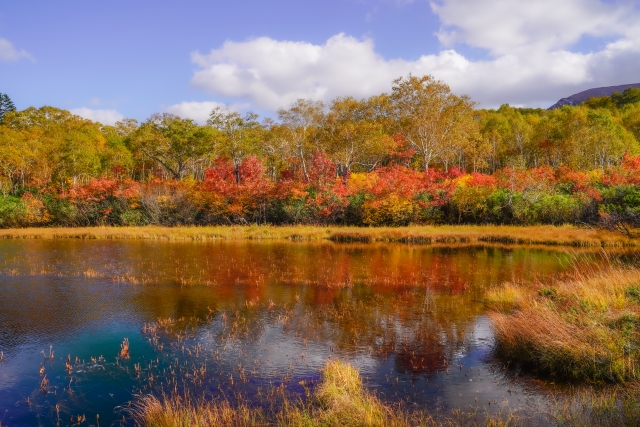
[1,82,640,229]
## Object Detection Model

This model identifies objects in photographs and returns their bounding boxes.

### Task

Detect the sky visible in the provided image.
[1,0,639,125]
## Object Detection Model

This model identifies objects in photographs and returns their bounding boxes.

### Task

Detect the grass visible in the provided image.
[128,359,519,427]
[0,224,635,247]
[545,385,640,427]
[487,259,640,383]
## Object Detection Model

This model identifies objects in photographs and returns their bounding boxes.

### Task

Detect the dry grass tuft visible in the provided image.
[128,359,519,427]
[489,261,640,382]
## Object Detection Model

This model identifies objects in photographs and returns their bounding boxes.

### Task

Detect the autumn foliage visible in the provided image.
[1,77,640,227]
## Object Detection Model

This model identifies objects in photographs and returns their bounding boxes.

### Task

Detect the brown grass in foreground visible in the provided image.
[487,259,640,383]
[0,225,635,248]
[128,360,519,427]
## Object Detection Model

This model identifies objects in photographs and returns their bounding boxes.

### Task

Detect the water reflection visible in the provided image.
[0,241,587,425]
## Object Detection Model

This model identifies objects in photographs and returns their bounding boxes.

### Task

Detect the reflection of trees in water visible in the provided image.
[0,241,571,356]
[281,285,483,376]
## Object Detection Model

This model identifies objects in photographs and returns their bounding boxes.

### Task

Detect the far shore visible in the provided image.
[0,224,636,248]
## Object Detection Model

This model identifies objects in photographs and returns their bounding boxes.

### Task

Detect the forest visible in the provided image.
[1,75,640,228]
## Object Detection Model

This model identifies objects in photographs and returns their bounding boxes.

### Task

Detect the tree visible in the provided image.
[130,113,215,180]
[390,75,476,172]
[277,99,325,181]
[100,119,137,178]
[612,88,640,108]
[0,93,16,123]
[2,106,107,188]
[207,107,262,183]
[321,96,394,177]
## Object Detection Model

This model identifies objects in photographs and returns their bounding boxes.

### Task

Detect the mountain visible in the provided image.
[549,83,640,109]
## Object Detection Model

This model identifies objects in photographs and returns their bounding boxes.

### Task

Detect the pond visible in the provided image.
[0,240,602,426]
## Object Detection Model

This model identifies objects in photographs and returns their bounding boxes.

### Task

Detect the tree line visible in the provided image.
[1,75,640,228]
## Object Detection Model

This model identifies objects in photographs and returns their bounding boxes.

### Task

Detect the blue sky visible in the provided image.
[2,0,639,124]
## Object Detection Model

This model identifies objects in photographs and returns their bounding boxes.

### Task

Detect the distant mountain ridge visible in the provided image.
[549,83,640,109]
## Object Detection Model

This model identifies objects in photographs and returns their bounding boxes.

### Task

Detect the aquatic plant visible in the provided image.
[119,338,130,360]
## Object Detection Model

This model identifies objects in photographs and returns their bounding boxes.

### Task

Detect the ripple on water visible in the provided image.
[0,240,597,426]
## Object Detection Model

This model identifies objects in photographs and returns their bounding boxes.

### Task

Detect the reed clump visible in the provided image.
[488,261,640,383]
[129,359,518,427]
[119,338,130,360]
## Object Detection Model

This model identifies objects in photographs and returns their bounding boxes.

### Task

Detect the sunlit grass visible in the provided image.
[128,359,519,427]
[0,224,635,247]
[488,260,640,382]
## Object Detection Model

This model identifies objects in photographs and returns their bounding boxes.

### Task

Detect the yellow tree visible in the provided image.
[390,75,476,171]
[4,106,106,188]
[623,103,640,143]
[277,99,325,181]
[0,126,40,193]
[321,96,394,176]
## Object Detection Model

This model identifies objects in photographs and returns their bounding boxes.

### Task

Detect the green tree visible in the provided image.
[0,93,16,123]
[130,113,215,180]
[207,107,262,183]
[100,119,137,178]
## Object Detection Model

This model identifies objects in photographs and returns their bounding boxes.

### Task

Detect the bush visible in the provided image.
[0,195,25,228]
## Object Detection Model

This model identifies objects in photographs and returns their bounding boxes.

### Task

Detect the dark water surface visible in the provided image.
[0,240,592,425]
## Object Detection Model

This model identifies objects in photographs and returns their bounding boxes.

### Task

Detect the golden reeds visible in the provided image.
[128,359,519,427]
[0,224,634,248]
[488,260,640,382]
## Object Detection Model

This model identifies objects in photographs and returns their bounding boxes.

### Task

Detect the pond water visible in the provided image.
[0,240,600,426]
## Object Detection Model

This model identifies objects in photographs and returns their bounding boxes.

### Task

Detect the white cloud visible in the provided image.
[190,1,640,109]
[0,38,34,62]
[430,0,634,56]
[164,101,229,124]
[70,108,125,125]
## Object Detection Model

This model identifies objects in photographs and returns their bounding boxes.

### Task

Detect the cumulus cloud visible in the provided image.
[430,0,634,55]
[70,108,125,125]
[0,38,34,62]
[164,101,229,124]
[190,0,640,109]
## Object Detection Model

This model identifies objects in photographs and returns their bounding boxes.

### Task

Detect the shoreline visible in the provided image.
[0,224,635,247]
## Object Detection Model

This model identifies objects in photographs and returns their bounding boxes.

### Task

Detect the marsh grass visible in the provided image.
[545,385,640,427]
[128,360,520,427]
[0,225,635,248]
[488,258,640,382]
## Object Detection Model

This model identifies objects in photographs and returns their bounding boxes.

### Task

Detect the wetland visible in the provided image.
[0,239,637,426]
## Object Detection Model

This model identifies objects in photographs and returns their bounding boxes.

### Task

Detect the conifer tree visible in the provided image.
[0,93,16,123]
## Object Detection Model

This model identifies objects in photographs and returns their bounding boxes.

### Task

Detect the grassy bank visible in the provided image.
[128,359,519,427]
[127,359,640,426]
[0,224,635,247]
[487,260,640,383]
